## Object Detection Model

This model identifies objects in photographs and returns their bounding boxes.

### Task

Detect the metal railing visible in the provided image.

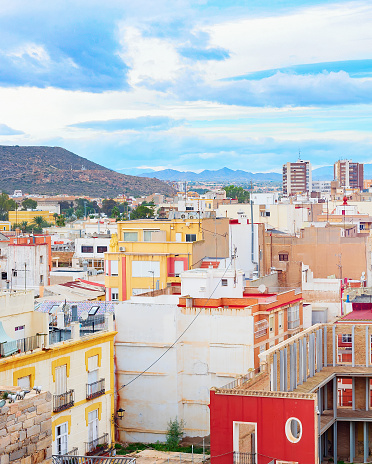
[53,455,136,464]
[233,452,256,464]
[221,368,259,390]
[86,379,105,400]
[49,329,72,345]
[66,448,78,456]
[53,390,74,412]
[85,433,109,454]
[80,315,106,334]
[0,335,40,357]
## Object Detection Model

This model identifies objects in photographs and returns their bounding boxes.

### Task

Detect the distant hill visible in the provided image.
[139,167,282,183]
[0,146,174,197]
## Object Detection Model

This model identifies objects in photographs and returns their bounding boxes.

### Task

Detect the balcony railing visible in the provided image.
[233,452,256,464]
[85,433,109,455]
[0,335,40,357]
[53,390,74,413]
[86,379,105,400]
[66,448,78,456]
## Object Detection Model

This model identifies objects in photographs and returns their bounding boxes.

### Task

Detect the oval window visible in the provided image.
[285,417,302,443]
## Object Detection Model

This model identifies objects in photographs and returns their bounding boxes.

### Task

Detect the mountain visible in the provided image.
[0,146,174,197]
[139,167,282,182]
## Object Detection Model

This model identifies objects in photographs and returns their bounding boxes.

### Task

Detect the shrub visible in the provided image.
[166,418,185,449]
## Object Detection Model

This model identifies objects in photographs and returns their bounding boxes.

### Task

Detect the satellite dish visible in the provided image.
[81,311,89,321]
[0,399,5,408]
[258,284,266,294]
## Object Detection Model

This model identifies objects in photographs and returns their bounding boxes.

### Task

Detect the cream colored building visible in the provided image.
[0,291,116,455]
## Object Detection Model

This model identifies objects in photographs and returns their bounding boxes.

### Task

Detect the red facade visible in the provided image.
[210,390,316,464]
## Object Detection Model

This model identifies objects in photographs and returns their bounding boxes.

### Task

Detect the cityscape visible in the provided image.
[1,1,372,464]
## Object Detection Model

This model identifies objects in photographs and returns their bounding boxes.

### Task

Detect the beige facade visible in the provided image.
[0,291,116,455]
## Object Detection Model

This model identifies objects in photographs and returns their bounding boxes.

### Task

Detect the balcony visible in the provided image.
[233,452,256,464]
[86,379,105,400]
[0,335,40,357]
[85,433,109,455]
[53,390,74,413]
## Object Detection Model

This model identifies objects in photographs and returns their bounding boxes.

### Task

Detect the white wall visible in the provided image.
[229,220,259,279]
[74,237,111,260]
[180,268,245,298]
[115,296,254,442]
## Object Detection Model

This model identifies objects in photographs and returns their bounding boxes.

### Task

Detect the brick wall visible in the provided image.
[0,390,52,464]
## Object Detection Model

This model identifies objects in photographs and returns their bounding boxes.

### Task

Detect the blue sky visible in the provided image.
[1,0,372,174]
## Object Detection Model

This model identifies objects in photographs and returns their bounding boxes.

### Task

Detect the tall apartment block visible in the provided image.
[334,159,364,190]
[282,160,312,196]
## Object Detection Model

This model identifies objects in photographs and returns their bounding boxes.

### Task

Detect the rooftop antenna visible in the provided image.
[298,149,301,161]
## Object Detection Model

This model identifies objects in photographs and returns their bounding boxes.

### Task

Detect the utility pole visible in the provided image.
[149,270,155,295]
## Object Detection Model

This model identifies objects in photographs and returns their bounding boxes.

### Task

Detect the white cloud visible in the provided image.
[118,25,183,86]
[198,2,372,80]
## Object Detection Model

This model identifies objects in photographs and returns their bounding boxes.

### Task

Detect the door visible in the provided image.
[176,233,182,242]
[56,422,68,455]
[88,409,99,449]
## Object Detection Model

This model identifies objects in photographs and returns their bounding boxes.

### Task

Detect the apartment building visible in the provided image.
[74,236,110,270]
[0,234,52,294]
[334,159,364,190]
[8,209,55,226]
[0,291,116,455]
[210,312,372,464]
[104,217,229,301]
[282,160,312,196]
[115,267,303,442]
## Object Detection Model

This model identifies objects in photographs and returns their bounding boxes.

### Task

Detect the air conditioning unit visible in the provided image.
[189,215,194,219]
[119,246,126,252]
[181,214,186,219]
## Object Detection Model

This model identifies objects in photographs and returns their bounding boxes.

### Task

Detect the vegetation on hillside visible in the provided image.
[223,185,250,203]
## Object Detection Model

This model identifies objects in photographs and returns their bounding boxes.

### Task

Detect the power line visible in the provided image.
[117,262,232,392]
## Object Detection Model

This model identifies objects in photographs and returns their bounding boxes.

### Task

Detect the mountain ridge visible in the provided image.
[0,146,174,197]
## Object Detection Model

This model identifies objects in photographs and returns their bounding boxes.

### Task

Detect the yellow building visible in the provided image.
[104,217,229,301]
[0,220,11,231]
[0,291,116,455]
[8,210,55,226]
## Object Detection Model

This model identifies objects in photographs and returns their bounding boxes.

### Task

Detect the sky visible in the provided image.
[0,0,372,174]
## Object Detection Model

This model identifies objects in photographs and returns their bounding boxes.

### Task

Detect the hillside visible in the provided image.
[0,146,175,197]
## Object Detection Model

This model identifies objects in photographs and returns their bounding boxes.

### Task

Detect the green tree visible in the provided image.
[21,198,37,210]
[111,206,120,219]
[130,202,155,219]
[56,215,66,227]
[0,192,16,220]
[31,216,50,232]
[166,418,185,449]
[101,199,118,217]
[223,185,250,203]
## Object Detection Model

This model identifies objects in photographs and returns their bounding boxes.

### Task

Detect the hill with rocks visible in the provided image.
[0,146,174,197]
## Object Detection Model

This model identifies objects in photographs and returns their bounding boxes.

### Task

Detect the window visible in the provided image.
[255,320,268,338]
[174,260,185,277]
[88,305,100,316]
[17,375,30,389]
[186,206,194,211]
[12,269,17,277]
[55,365,67,395]
[143,231,153,241]
[56,422,68,455]
[360,224,365,230]
[132,260,160,278]
[111,260,118,276]
[260,344,266,354]
[96,246,107,253]
[186,234,197,242]
[269,315,274,334]
[278,312,283,330]
[81,246,94,253]
[40,275,44,284]
[123,232,138,242]
[40,256,43,264]
[279,253,289,261]
[111,288,119,301]
[1,272,7,280]
[221,279,228,287]
[288,304,300,329]
[88,409,99,446]
[88,355,99,386]
[342,334,352,343]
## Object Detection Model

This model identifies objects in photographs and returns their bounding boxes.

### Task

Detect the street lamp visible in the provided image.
[149,270,155,295]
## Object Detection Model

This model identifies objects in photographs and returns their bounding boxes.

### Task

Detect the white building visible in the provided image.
[251,192,279,206]
[115,267,254,443]
[4,236,50,294]
[73,237,111,270]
